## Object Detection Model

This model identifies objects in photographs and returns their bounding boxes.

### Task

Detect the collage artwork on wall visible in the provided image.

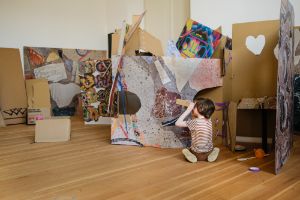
[23,47,106,117]
[79,59,112,124]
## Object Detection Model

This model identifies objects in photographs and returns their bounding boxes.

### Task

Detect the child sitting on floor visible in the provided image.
[175,97,220,163]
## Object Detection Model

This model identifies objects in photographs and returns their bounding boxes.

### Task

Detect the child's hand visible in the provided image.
[187,102,195,111]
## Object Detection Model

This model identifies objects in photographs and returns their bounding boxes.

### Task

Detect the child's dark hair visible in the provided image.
[193,96,215,119]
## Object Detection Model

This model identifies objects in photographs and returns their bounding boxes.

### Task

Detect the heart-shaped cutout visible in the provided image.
[246,35,266,55]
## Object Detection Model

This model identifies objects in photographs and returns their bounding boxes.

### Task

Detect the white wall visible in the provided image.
[0,0,108,50]
[191,0,300,37]
[106,0,144,33]
[144,0,190,53]
[0,0,144,52]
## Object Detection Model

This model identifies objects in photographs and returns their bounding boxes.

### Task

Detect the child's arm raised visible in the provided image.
[175,102,195,127]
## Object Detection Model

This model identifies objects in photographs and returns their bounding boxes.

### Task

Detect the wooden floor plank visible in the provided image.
[0,118,299,200]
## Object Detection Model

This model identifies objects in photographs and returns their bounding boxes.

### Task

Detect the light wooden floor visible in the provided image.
[0,118,299,200]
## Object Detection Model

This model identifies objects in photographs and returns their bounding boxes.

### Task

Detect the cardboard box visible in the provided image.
[35,117,71,142]
[27,108,51,125]
[25,79,51,124]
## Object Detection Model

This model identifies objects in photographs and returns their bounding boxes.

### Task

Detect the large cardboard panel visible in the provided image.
[0,48,27,124]
[111,56,223,148]
[232,20,279,102]
[275,0,295,174]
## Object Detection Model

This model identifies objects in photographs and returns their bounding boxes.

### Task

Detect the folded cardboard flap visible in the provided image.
[35,117,71,142]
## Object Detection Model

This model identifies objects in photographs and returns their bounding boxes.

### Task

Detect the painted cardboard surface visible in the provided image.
[23,47,106,116]
[176,19,222,58]
[0,48,27,124]
[111,56,222,148]
[275,0,295,174]
[79,59,112,124]
[232,20,279,102]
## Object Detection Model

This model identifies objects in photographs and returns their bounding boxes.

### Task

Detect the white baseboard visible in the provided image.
[236,136,273,144]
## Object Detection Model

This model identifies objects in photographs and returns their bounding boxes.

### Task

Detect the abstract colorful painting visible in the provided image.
[23,47,106,116]
[176,19,222,58]
[275,0,295,174]
[111,56,222,148]
[79,59,112,124]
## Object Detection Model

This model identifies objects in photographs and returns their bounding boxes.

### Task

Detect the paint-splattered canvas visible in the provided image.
[275,0,295,174]
[293,28,300,133]
[111,56,222,148]
[176,19,222,58]
[79,59,112,124]
[23,47,106,116]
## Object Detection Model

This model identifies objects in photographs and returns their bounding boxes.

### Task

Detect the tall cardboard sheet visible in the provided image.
[275,0,295,174]
[0,48,27,124]
[232,20,279,102]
